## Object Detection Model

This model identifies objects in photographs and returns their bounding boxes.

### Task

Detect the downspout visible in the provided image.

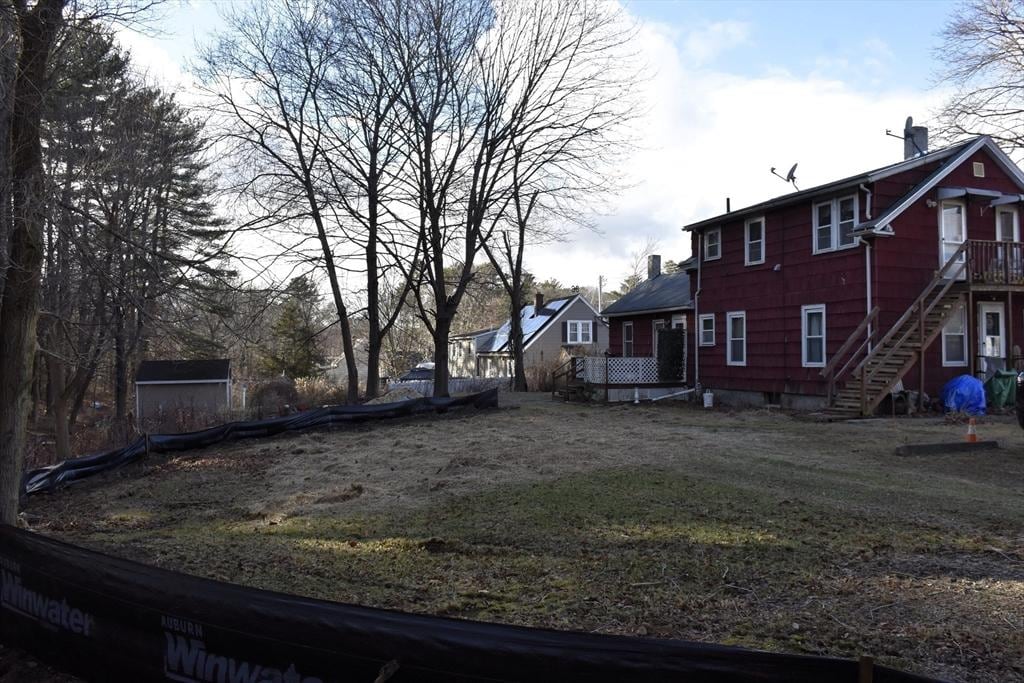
[694,230,702,390]
[860,184,874,348]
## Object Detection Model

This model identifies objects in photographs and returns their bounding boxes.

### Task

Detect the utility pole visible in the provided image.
[597,275,604,310]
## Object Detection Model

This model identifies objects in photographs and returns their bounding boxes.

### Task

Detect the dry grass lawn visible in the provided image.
[25,394,1024,682]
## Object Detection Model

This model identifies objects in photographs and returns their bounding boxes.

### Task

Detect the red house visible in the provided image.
[595,255,694,399]
[685,125,1024,415]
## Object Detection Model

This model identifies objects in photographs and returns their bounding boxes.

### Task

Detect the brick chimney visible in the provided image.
[534,292,544,311]
[648,254,661,280]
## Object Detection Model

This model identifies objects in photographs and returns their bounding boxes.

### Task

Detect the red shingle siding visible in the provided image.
[694,145,1024,399]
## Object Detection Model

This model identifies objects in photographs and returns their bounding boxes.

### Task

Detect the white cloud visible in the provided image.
[681,20,752,65]
[114,28,193,91]
[523,9,948,292]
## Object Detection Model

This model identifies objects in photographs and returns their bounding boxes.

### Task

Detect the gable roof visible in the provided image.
[601,270,692,317]
[135,359,231,383]
[450,327,498,341]
[476,294,601,355]
[684,136,1024,233]
[856,136,1024,234]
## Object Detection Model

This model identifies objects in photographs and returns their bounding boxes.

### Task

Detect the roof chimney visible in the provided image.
[903,116,928,160]
[534,292,544,311]
[648,254,661,280]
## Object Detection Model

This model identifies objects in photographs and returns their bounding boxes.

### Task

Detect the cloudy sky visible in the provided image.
[119,0,960,292]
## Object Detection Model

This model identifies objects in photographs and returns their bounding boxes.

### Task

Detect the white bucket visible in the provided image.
[702,391,714,409]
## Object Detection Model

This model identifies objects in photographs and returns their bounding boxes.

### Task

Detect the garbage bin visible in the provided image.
[984,369,1017,410]
[1017,372,1024,428]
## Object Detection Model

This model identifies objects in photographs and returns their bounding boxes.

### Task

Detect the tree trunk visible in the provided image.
[509,288,527,391]
[364,190,381,398]
[432,314,452,398]
[114,313,128,420]
[47,356,70,461]
[0,0,66,525]
[306,189,359,403]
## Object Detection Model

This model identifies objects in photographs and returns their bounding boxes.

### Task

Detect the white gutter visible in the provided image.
[694,233,702,389]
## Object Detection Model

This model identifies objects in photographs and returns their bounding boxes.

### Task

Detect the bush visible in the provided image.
[249,377,299,417]
[294,376,349,407]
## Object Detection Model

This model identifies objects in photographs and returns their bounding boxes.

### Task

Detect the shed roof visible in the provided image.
[135,359,231,383]
[601,270,692,317]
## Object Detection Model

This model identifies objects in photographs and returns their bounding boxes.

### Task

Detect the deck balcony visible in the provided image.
[965,239,1024,289]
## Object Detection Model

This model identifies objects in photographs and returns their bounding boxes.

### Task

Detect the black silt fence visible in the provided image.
[0,526,944,683]
[23,389,500,496]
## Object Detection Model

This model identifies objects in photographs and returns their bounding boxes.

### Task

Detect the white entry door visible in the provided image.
[941,202,967,279]
[977,302,1006,371]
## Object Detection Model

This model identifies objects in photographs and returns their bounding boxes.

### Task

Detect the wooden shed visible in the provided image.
[134,359,232,420]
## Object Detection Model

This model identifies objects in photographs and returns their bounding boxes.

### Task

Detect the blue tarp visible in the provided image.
[940,375,986,415]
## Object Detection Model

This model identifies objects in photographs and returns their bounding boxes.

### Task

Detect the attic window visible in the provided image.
[973,162,985,178]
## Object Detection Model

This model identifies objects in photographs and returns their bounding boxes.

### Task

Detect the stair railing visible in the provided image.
[820,306,879,406]
[860,241,969,391]
[822,240,970,413]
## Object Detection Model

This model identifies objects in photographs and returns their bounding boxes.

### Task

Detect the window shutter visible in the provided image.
[561,321,568,343]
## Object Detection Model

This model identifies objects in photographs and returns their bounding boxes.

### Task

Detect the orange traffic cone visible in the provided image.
[965,417,978,443]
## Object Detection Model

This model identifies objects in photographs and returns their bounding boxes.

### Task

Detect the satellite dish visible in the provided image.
[770,162,800,191]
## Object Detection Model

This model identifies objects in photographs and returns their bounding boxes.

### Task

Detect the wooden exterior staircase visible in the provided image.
[551,357,587,401]
[822,243,969,417]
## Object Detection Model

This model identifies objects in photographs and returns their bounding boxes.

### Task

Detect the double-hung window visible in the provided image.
[942,308,968,367]
[704,228,722,261]
[813,196,858,253]
[567,320,593,344]
[622,321,634,356]
[745,217,765,265]
[698,314,715,346]
[801,304,826,368]
[726,311,746,366]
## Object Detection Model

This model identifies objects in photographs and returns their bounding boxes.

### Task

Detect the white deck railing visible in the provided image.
[579,356,676,384]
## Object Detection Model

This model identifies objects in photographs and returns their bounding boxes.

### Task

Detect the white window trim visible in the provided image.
[744,216,765,266]
[941,307,968,368]
[726,311,746,367]
[703,227,722,261]
[812,195,860,255]
[801,304,826,368]
[622,321,634,356]
[671,314,686,330]
[996,206,1020,242]
[567,320,593,344]
[652,319,667,357]
[938,200,968,271]
[698,313,715,346]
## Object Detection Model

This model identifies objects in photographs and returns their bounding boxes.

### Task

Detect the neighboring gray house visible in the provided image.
[449,293,609,378]
[134,359,232,420]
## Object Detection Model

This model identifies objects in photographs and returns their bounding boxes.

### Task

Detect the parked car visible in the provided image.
[398,362,435,382]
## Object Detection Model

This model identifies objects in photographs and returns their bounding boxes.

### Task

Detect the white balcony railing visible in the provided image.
[579,356,667,384]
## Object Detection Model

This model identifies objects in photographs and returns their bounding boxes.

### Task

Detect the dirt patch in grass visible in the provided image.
[25,396,1024,682]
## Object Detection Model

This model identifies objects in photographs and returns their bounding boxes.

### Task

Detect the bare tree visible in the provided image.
[0,0,67,523]
[478,0,636,391]
[936,0,1024,150]
[378,0,635,397]
[196,1,362,402]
